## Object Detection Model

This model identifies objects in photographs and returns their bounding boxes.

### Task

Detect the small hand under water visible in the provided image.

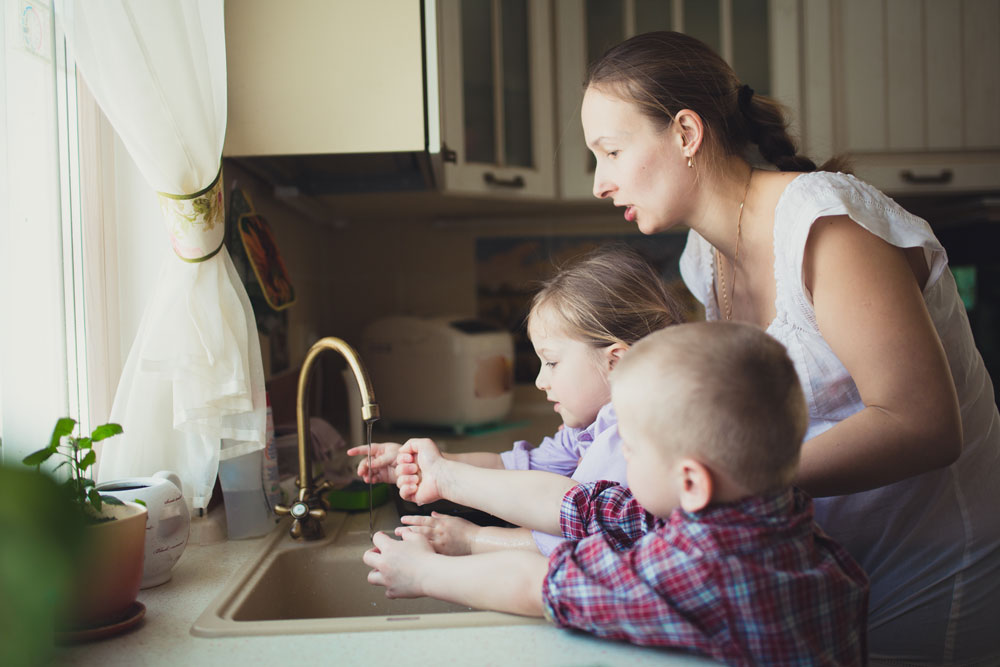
[364,529,435,599]
[398,511,477,556]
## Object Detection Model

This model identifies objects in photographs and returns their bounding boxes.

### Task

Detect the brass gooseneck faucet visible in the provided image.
[274,337,379,540]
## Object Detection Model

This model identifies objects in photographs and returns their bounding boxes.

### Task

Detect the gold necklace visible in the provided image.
[716,169,754,321]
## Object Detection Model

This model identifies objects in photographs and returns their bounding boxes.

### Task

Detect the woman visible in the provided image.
[581,30,1000,664]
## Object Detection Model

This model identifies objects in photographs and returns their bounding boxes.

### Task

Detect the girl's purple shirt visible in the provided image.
[499,402,627,555]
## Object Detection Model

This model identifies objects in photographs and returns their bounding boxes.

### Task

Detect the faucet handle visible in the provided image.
[277,500,325,540]
[314,479,333,511]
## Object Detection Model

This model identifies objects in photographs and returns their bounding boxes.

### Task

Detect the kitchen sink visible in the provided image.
[191,499,544,636]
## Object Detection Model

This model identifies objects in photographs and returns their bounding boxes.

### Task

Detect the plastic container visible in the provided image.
[262,396,282,512]
[218,449,273,539]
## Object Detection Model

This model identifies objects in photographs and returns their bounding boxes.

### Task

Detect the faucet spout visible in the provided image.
[274,337,379,540]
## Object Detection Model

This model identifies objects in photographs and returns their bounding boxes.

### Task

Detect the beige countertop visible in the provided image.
[50,388,715,667]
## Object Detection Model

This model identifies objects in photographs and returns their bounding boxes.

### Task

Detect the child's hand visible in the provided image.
[398,511,478,556]
[396,438,445,505]
[347,442,402,484]
[363,529,435,599]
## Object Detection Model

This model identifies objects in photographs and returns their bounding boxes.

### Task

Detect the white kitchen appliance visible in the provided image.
[360,316,515,431]
[96,471,190,588]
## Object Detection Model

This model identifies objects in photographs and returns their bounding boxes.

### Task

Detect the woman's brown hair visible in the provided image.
[528,244,685,348]
[585,31,847,173]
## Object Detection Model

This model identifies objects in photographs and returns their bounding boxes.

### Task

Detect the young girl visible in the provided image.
[582,30,1000,663]
[348,244,684,556]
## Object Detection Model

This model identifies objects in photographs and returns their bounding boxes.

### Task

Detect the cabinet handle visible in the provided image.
[900,169,953,185]
[483,172,525,188]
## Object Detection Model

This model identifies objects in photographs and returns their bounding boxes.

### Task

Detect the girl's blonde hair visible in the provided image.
[527,245,685,348]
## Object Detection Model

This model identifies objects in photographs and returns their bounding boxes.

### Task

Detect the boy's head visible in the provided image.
[611,321,808,514]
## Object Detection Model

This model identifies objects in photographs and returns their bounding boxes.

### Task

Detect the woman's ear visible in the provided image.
[606,342,629,371]
[677,457,713,513]
[673,109,705,161]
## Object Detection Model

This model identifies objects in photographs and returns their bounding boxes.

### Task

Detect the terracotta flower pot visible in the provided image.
[61,501,147,629]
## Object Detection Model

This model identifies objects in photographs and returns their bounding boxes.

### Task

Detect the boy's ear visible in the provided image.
[674,109,704,161]
[677,457,713,513]
[606,342,629,371]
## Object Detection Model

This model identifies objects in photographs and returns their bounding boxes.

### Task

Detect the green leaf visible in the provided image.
[87,488,103,513]
[80,478,96,489]
[90,423,123,442]
[21,448,53,466]
[49,418,76,449]
[75,437,92,451]
[132,498,146,507]
[79,450,96,470]
[101,495,125,506]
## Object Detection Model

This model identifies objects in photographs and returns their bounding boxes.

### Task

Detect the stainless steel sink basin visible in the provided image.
[192,499,544,636]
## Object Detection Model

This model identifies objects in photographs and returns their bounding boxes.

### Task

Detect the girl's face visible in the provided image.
[528,309,614,430]
[581,86,691,235]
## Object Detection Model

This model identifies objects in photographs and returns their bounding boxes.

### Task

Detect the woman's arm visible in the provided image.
[796,215,962,497]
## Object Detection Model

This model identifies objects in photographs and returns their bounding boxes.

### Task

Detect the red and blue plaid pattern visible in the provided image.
[543,482,869,666]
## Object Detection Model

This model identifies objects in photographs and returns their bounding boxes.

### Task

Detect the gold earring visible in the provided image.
[687,156,694,168]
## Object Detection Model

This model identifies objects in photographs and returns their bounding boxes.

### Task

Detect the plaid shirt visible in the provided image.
[542,482,869,666]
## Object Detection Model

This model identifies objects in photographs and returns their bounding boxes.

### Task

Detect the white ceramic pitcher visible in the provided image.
[96,471,190,589]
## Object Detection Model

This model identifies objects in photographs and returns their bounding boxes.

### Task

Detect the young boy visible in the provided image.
[364,322,869,665]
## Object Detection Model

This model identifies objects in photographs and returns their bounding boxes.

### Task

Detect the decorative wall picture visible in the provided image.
[239,213,296,312]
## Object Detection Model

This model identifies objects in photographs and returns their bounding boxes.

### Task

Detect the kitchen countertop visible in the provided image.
[50,388,715,667]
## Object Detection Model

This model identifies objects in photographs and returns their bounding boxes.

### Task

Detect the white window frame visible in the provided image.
[1,0,92,465]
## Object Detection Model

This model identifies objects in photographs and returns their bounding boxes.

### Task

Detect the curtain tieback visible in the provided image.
[157,166,226,263]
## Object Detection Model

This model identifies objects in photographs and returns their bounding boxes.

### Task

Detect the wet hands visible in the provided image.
[398,511,477,556]
[395,438,446,505]
[363,530,434,599]
[347,442,401,484]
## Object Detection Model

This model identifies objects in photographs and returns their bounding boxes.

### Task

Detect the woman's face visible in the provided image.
[528,309,612,430]
[581,86,690,235]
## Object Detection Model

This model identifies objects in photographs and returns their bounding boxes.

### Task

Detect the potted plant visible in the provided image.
[21,418,147,631]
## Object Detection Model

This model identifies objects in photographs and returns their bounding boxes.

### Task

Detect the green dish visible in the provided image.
[325,480,388,511]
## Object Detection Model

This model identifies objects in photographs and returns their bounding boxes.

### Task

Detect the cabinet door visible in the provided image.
[555,0,778,201]
[223,0,426,157]
[805,0,1000,194]
[437,0,556,198]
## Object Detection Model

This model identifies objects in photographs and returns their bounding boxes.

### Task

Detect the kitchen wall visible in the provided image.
[224,159,477,372]
[220,158,701,431]
[221,158,682,373]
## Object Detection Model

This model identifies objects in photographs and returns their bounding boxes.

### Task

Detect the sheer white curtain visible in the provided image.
[58,0,265,510]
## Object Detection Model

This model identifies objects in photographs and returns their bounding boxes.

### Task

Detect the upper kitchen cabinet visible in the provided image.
[436,0,557,198]
[223,0,557,200]
[554,0,794,200]
[223,0,426,157]
[801,0,1000,195]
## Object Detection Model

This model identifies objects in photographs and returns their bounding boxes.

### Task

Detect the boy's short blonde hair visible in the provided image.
[612,321,808,494]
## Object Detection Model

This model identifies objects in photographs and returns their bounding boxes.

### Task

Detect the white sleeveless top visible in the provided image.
[680,171,1000,664]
